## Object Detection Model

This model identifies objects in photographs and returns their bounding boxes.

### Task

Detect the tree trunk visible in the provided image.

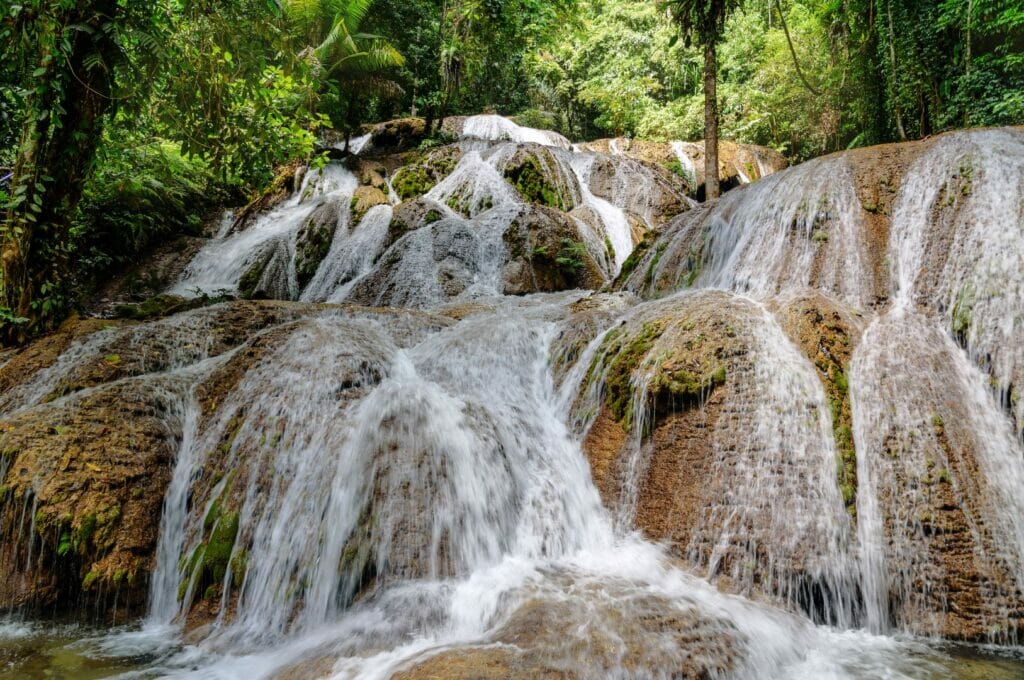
[1,2,118,343]
[703,39,721,201]
[885,0,908,141]
[424,106,436,138]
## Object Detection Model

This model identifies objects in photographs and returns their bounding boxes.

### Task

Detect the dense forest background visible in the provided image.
[1,0,1022,339]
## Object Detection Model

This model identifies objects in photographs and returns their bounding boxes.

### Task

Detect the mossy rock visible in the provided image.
[586,302,737,433]
[500,206,606,294]
[392,165,436,201]
[350,185,389,224]
[391,148,462,202]
[295,200,344,288]
[113,293,231,321]
[503,152,572,210]
[385,198,451,250]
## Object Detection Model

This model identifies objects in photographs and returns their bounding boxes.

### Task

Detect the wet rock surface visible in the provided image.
[4,122,1024,677]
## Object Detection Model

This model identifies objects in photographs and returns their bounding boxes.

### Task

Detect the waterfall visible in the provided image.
[566,154,633,273]
[171,164,358,299]
[6,126,1024,677]
[461,114,572,149]
[301,204,393,303]
[621,153,874,308]
[121,296,935,679]
[851,129,1024,641]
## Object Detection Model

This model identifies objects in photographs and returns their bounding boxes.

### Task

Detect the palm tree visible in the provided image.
[283,0,405,148]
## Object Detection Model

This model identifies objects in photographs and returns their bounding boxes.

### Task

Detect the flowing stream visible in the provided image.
[3,120,1024,679]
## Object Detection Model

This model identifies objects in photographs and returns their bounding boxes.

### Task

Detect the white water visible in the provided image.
[671,141,699,185]
[85,297,956,679]
[302,204,393,303]
[6,127,1024,678]
[567,154,633,272]
[171,165,358,298]
[622,153,874,308]
[168,120,678,306]
[461,114,572,149]
[851,129,1024,641]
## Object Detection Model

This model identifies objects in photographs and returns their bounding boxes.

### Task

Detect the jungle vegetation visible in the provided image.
[1,0,1021,340]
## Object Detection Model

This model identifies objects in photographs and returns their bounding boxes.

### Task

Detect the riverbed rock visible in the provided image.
[500,205,607,295]
[394,577,739,680]
[0,377,190,619]
[577,138,788,199]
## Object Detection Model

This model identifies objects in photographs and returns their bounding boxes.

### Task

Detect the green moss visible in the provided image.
[82,570,101,590]
[230,549,248,588]
[392,165,436,200]
[114,293,230,321]
[829,365,857,521]
[617,235,652,283]
[349,195,363,222]
[645,242,669,288]
[424,209,443,224]
[594,321,667,430]
[504,154,566,209]
[424,147,459,177]
[650,362,727,413]
[664,159,695,187]
[203,511,240,584]
[203,496,223,532]
[833,369,849,395]
[74,514,97,553]
[588,318,729,434]
[57,528,73,557]
[555,239,587,276]
[840,483,856,507]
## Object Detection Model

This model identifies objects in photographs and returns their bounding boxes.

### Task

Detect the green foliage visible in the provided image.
[72,135,219,281]
[663,0,741,46]
[153,2,328,189]
[556,239,588,275]
[284,0,405,134]
[529,0,1024,159]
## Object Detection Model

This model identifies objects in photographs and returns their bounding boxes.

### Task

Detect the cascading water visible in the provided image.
[301,204,394,303]
[671,141,699,185]
[171,164,359,299]
[4,123,1024,679]
[566,154,636,273]
[850,129,1024,642]
[460,114,572,149]
[169,120,688,308]
[95,296,954,679]
[621,153,875,308]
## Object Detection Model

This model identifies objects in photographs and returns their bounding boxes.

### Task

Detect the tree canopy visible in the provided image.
[1,0,1021,340]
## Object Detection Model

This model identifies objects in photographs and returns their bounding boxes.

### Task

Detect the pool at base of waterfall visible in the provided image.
[3,620,1024,679]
